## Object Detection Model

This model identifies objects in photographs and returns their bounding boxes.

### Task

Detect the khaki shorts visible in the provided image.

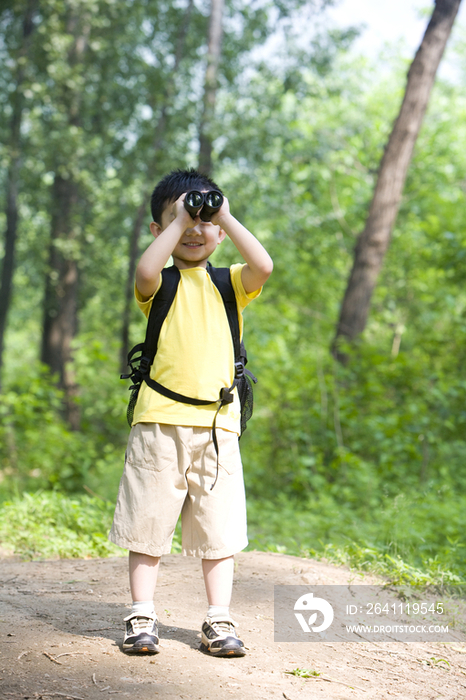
[109,423,248,559]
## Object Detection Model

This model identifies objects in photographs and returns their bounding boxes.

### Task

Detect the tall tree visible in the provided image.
[40,10,91,429]
[0,0,37,385]
[332,0,462,360]
[198,0,225,175]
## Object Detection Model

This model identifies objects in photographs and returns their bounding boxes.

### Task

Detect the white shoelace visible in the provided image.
[130,616,155,633]
[211,620,236,637]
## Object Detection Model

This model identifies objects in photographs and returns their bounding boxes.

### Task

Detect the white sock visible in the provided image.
[131,600,156,618]
[208,605,230,619]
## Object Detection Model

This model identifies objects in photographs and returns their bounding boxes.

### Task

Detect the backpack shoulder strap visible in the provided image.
[141,265,180,371]
[207,262,244,364]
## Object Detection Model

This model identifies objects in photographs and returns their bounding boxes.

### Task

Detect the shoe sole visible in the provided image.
[123,642,160,655]
[199,642,246,657]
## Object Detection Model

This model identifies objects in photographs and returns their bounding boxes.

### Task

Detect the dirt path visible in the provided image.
[1,551,465,699]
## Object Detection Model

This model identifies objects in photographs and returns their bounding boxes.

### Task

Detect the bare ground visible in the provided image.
[1,551,466,700]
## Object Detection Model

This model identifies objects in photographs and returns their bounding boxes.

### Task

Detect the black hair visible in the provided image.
[150,168,223,225]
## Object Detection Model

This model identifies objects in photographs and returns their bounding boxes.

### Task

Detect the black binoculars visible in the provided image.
[184,189,224,222]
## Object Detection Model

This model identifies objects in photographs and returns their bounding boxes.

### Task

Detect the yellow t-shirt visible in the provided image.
[132,263,260,434]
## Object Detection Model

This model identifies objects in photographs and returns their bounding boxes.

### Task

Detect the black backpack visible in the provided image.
[121,262,257,439]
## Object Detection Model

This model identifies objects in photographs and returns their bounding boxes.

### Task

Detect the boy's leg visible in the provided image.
[129,551,160,601]
[201,555,245,657]
[109,424,192,654]
[202,555,234,606]
[123,552,160,655]
[181,428,247,657]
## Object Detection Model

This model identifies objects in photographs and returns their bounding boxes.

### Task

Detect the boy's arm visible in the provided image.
[212,200,273,294]
[136,195,195,299]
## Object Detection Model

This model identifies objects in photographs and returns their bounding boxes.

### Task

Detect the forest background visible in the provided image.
[1,0,465,588]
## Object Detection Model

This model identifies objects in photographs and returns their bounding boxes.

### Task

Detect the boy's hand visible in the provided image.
[210,195,230,227]
[171,193,201,232]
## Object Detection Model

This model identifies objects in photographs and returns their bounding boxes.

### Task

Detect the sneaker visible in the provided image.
[123,613,160,654]
[200,615,246,657]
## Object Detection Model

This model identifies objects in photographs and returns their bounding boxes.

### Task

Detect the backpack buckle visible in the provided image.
[220,387,234,404]
[139,356,151,374]
[234,361,245,378]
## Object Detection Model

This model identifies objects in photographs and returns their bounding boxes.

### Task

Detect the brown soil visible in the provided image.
[1,551,466,699]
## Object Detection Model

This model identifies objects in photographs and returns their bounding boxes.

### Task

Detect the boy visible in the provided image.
[109,168,273,657]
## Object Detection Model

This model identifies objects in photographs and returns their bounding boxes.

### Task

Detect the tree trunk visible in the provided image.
[332,0,462,361]
[120,1,194,372]
[198,0,224,175]
[40,13,90,428]
[0,0,37,386]
[41,176,80,429]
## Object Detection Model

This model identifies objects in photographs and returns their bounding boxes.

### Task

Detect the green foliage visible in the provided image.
[0,363,125,496]
[0,491,121,559]
[285,668,321,678]
[247,486,466,585]
[0,491,180,560]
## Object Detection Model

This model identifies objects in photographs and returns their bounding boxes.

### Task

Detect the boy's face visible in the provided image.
[151,192,226,269]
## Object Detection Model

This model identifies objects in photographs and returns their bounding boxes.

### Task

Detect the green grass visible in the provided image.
[246,491,466,587]
[0,491,183,560]
[0,491,126,559]
[0,491,464,592]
